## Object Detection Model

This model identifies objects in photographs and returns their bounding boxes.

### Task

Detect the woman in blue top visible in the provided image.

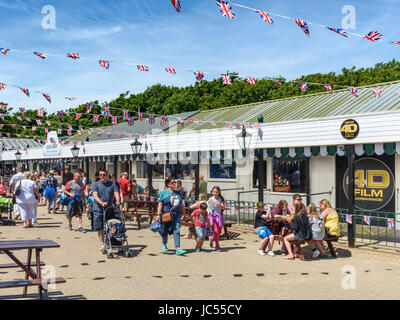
[156,177,187,255]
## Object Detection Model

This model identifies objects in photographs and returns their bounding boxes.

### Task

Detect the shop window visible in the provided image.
[210,162,236,179]
[165,163,196,180]
[137,162,166,180]
[272,158,308,193]
[253,160,267,188]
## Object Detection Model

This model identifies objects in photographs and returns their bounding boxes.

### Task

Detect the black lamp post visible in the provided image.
[256,115,264,202]
[130,136,143,158]
[344,145,355,248]
[236,126,252,156]
[15,150,22,162]
[71,145,80,159]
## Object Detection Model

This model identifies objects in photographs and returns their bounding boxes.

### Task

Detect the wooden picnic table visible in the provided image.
[0,239,66,299]
[126,200,158,229]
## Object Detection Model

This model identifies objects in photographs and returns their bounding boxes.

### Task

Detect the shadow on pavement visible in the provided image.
[0,291,87,300]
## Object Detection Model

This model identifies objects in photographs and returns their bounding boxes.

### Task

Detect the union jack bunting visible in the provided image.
[363,216,371,225]
[20,87,30,97]
[86,103,92,114]
[68,129,72,136]
[138,112,143,121]
[177,117,184,127]
[255,10,273,24]
[216,1,236,19]
[170,0,182,13]
[293,19,310,37]
[19,107,25,115]
[210,121,217,126]
[97,131,102,137]
[99,60,110,69]
[103,106,111,117]
[245,77,256,85]
[68,124,73,130]
[32,126,36,131]
[42,93,51,103]
[65,97,76,101]
[36,120,42,125]
[160,116,167,126]
[45,128,48,133]
[129,133,134,139]
[324,84,332,92]
[0,48,10,55]
[16,116,22,121]
[22,126,26,130]
[349,86,358,97]
[93,114,99,123]
[58,111,64,119]
[67,53,80,59]
[111,116,118,125]
[46,121,51,126]
[75,113,82,120]
[37,109,44,117]
[33,52,47,59]
[137,65,149,72]
[107,132,112,138]
[272,79,282,85]
[0,114,4,121]
[221,74,232,85]
[372,88,381,99]
[244,205,249,213]
[326,27,349,38]
[120,109,129,120]
[0,83,6,90]
[128,117,134,126]
[26,118,31,122]
[345,214,353,224]
[364,30,383,42]
[165,68,176,75]
[299,82,308,91]
[0,105,6,110]
[387,218,395,229]
[194,71,204,81]
[390,41,400,45]
[148,114,155,125]
[6,133,9,137]
[397,90,400,97]
[11,123,16,128]
[58,128,62,134]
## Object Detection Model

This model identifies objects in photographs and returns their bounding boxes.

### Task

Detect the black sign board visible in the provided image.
[340,119,359,140]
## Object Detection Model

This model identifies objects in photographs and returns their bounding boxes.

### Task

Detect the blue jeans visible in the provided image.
[160,213,181,248]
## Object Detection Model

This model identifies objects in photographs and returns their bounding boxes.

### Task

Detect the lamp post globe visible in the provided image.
[131,137,143,156]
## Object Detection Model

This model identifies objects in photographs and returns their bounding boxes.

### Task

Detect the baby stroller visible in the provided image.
[0,196,15,226]
[103,206,131,259]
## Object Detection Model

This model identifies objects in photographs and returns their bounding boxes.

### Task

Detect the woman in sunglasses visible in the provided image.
[156,177,187,255]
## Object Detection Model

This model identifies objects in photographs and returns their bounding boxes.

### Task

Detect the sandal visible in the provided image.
[284,255,295,260]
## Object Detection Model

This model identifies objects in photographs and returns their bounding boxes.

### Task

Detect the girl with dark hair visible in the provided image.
[207,186,226,250]
[156,177,187,255]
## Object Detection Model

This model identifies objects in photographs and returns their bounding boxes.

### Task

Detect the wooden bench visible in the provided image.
[126,200,158,229]
[0,278,66,289]
[0,262,45,269]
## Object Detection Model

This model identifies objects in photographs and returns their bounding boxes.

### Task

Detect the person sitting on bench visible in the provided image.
[254,202,275,256]
[320,199,340,239]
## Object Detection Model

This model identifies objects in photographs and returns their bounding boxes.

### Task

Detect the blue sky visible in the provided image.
[0,0,399,113]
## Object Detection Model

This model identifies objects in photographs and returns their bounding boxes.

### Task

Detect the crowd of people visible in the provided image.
[4,165,339,259]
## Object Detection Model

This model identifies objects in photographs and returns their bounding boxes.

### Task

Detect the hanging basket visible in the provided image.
[274,186,291,192]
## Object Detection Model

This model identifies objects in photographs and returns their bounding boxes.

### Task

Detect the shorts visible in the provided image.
[255,226,273,240]
[65,201,83,218]
[122,196,130,210]
[195,227,206,239]
[93,211,104,231]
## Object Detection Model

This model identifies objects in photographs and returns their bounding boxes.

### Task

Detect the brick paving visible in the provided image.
[0,206,400,300]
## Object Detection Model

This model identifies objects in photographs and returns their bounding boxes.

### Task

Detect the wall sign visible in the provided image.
[340,119,359,140]
[43,131,61,157]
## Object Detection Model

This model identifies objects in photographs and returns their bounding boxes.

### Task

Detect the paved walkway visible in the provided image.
[1,206,400,300]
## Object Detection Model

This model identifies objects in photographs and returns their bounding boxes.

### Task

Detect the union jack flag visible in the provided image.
[99,60,110,69]
[22,125,26,130]
[390,41,400,45]
[6,133,9,137]
[129,133,134,139]
[37,109,44,117]
[0,83,6,90]
[363,216,371,225]
[58,111,64,119]
[128,117,134,126]
[58,128,62,134]
[227,122,232,128]
[46,121,51,126]
[221,74,232,85]
[32,126,36,131]
[107,132,112,138]
[16,116,22,121]
[345,214,353,224]
[293,19,310,37]
[45,128,48,133]
[68,125,73,130]
[11,123,16,127]
[33,52,47,59]
[210,121,217,126]
[93,114,99,123]
[216,1,236,19]
[26,118,31,122]
[324,84,332,92]
[36,120,42,125]
[19,107,25,115]
[75,113,82,120]
[177,117,184,127]
[161,116,168,126]
[299,82,308,91]
[0,105,6,110]
[67,53,80,59]
[349,86,358,97]
[103,106,111,117]
[122,110,129,120]
[170,0,182,13]
[65,97,76,101]
[326,27,349,38]
[372,88,381,99]
[245,77,256,85]
[194,71,204,81]
[0,48,9,55]
[97,131,102,137]
[68,129,72,136]
[364,31,383,42]
[86,103,92,114]
[165,68,176,75]
[255,10,273,24]
[20,87,30,97]
[148,114,155,125]
[111,116,118,125]
[138,112,143,121]
[137,65,149,72]
[244,205,249,213]
[0,114,4,121]
[272,79,282,85]
[42,93,51,103]
[387,218,395,229]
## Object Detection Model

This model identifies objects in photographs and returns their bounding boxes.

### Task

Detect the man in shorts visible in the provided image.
[64,172,86,232]
[92,169,120,252]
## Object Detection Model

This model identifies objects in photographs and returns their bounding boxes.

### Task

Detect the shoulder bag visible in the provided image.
[161,194,176,224]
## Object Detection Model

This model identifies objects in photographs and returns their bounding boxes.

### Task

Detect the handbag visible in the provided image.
[161,194,176,224]
[150,221,161,233]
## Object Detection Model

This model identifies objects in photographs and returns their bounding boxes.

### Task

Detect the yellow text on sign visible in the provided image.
[353,170,390,189]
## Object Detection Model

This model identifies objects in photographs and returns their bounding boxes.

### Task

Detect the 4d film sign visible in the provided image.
[343,158,395,211]
[340,119,359,140]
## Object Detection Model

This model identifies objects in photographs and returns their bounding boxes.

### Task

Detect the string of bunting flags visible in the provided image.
[345,214,395,229]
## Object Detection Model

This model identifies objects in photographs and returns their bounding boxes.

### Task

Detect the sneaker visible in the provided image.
[68,225,72,231]
[162,244,168,252]
[319,254,330,259]
[267,251,275,256]
[312,249,320,259]
[176,249,187,255]
[210,239,213,248]
[257,250,266,256]
[196,247,201,253]
[78,228,87,233]
[100,244,106,252]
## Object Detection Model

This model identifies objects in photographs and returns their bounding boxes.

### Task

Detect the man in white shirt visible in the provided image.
[9,166,25,219]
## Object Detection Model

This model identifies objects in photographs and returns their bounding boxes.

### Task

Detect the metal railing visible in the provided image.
[224,200,399,248]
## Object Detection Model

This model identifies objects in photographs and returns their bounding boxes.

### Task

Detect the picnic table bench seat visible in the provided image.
[0,277,66,289]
